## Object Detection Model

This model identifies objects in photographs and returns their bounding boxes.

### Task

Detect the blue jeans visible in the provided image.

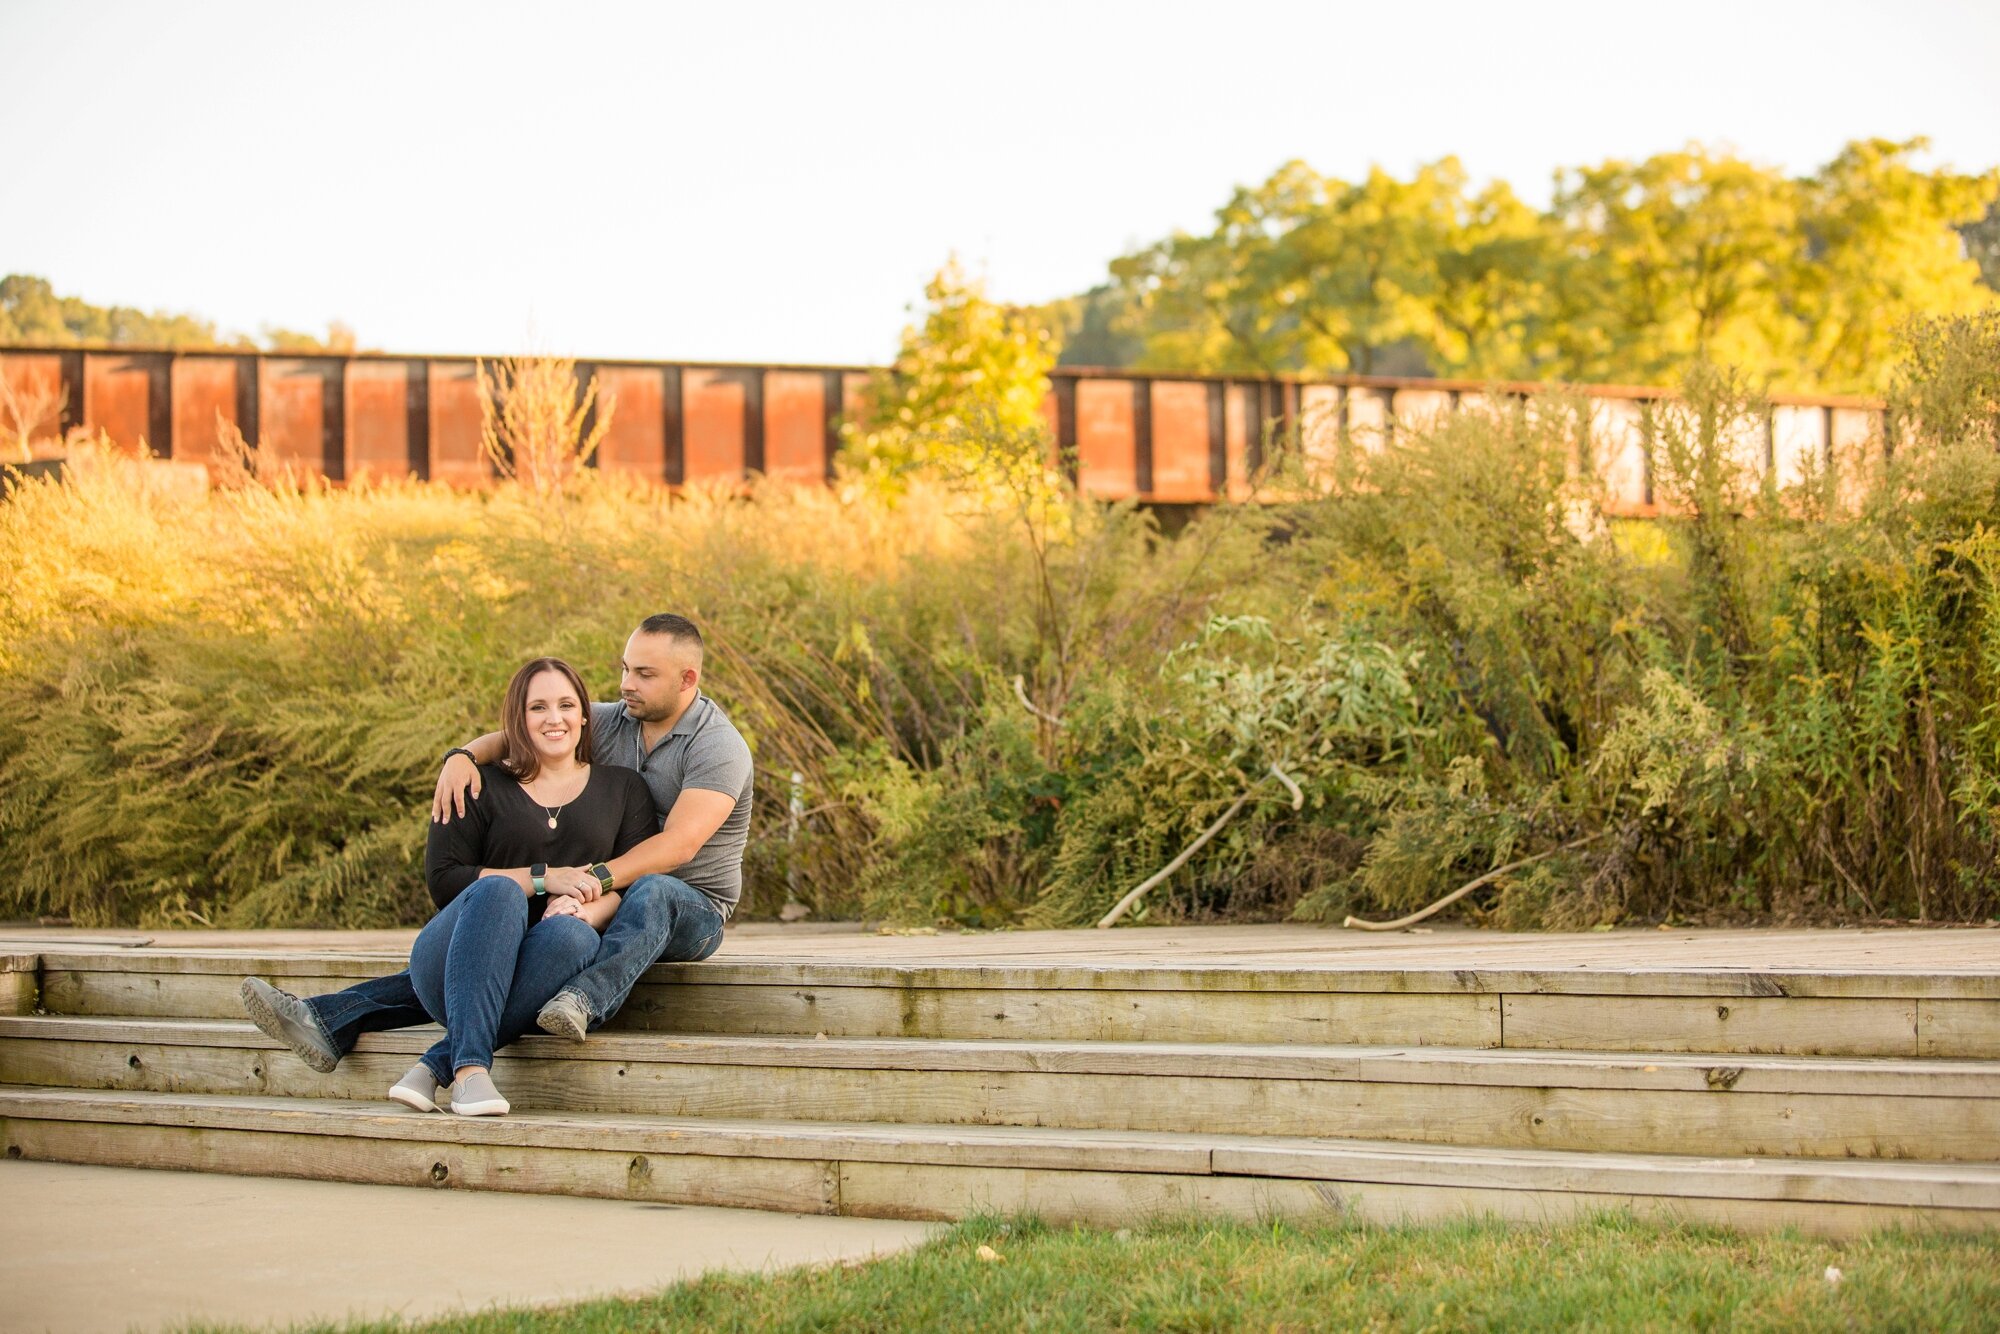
[562,874,726,1026]
[403,875,601,1083]
[301,874,725,1052]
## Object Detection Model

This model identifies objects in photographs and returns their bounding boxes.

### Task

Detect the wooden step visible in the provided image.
[2,1086,1993,1238]
[5,1016,1995,1161]
[23,949,2000,1056]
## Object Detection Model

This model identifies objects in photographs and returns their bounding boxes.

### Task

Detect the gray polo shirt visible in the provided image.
[589,693,753,917]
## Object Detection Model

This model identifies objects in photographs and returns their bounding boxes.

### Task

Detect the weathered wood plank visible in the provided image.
[834,1162,1997,1237]
[623,983,1503,1046]
[1920,999,2000,1059]
[11,1086,1990,1210]
[1212,1141,2000,1211]
[1502,994,1919,1056]
[0,963,35,1017]
[9,1017,1996,1099]
[8,1035,1993,1160]
[39,971,383,1020]
[34,946,2000,1000]
[10,1107,1987,1235]
[0,1088,1218,1175]
[0,1117,835,1213]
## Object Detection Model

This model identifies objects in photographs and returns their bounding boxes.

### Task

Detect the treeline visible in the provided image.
[0,275,358,354]
[1051,138,2000,395]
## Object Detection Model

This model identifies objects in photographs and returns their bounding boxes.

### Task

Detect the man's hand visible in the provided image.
[432,753,482,824]
[544,866,602,902]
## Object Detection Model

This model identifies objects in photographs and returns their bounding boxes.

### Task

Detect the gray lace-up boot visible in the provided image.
[240,977,340,1073]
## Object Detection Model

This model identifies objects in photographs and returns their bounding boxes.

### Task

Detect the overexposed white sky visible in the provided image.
[5,0,1998,365]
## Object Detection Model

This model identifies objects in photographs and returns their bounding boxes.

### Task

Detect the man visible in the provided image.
[240,613,754,1071]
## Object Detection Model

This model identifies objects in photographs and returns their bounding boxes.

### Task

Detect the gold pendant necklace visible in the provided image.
[529,774,580,831]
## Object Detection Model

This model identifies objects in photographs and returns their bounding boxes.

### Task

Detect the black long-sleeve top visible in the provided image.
[424,763,659,918]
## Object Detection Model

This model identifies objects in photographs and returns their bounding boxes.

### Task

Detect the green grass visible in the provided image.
[238,1214,1997,1333]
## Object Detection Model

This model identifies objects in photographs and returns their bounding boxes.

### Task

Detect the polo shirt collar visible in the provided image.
[669,693,712,737]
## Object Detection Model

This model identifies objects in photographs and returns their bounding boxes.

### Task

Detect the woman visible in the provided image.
[244,656,656,1117]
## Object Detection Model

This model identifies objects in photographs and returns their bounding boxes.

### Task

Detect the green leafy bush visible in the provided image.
[3,319,1998,929]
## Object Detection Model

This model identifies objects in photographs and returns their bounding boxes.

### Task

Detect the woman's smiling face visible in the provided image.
[522,668,585,766]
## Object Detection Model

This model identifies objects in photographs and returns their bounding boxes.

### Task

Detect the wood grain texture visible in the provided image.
[7,1034,1993,1160]
[834,1162,1997,1237]
[0,1117,835,1213]
[7,1017,1995,1098]
[1920,999,2000,1059]
[1501,994,1919,1056]
[0,970,35,1017]
[6,1087,1989,1211]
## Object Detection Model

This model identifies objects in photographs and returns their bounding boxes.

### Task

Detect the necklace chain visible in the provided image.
[528,769,585,830]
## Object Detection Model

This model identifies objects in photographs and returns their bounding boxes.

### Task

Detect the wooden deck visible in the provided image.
[2,924,1994,1236]
[6,922,1993,971]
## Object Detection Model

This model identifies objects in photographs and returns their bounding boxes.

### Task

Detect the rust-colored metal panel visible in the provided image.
[594,366,666,478]
[763,370,826,482]
[83,353,158,455]
[1075,378,1137,498]
[682,369,746,483]
[428,361,487,487]
[344,360,412,483]
[0,353,69,455]
[258,358,332,476]
[171,356,239,469]
[1148,381,1213,501]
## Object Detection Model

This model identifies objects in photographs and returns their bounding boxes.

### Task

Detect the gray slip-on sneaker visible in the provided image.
[449,1069,509,1117]
[387,1063,442,1113]
[239,977,340,1073]
[535,988,592,1044]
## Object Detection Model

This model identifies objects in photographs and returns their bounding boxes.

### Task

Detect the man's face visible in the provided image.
[618,631,696,723]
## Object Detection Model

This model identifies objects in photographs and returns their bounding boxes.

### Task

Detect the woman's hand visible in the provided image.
[543,896,584,919]
[432,753,482,823]
[544,866,602,902]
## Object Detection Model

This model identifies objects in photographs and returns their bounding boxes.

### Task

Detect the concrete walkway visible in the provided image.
[0,1161,937,1333]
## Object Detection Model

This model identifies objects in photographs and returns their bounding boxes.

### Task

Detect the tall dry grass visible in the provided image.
[3,323,1998,929]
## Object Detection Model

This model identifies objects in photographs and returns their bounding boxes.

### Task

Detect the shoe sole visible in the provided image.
[536,1003,589,1044]
[239,978,339,1074]
[387,1082,441,1113]
[450,1098,510,1117]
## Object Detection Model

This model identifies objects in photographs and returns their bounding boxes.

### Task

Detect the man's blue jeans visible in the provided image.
[405,875,600,1084]
[301,873,725,1053]
[563,874,726,1026]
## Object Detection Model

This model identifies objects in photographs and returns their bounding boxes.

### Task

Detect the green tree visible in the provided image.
[1797,138,1998,391]
[839,258,1059,480]
[1548,145,1802,384]
[0,274,232,349]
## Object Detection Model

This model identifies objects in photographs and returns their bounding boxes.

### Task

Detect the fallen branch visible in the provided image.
[1340,832,1607,932]
[1096,763,1302,929]
[1012,675,1064,728]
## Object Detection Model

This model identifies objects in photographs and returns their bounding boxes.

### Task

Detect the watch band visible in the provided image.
[444,747,477,764]
[590,862,615,893]
[531,862,548,896]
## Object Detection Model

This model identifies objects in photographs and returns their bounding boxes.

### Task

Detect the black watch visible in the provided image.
[530,863,548,897]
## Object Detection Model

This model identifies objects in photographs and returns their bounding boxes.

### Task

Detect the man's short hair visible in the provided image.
[637,613,704,659]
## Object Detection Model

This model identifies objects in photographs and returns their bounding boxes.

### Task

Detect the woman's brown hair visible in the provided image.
[498,657,593,781]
